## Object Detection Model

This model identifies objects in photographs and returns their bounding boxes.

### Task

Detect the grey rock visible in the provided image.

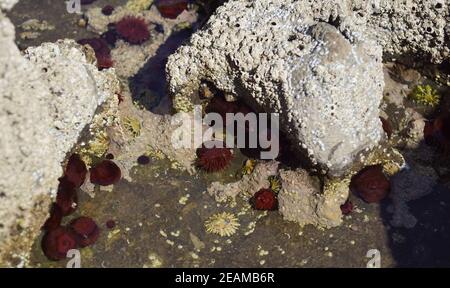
[167,0,449,176]
[278,169,348,228]
[0,20,120,265]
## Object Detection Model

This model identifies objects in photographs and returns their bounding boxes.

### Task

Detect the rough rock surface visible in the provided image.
[0,0,17,11]
[0,7,120,265]
[207,161,279,202]
[389,157,439,229]
[85,5,198,78]
[278,169,348,228]
[167,0,449,176]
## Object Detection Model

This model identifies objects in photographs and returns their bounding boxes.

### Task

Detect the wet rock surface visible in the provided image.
[1,0,450,268]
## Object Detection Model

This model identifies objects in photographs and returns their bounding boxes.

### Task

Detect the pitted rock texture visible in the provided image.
[0,0,18,11]
[167,0,449,176]
[278,169,347,228]
[0,35,119,265]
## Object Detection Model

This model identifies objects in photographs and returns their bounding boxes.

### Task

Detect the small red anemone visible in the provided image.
[156,0,188,19]
[69,217,100,247]
[196,141,233,172]
[351,165,390,203]
[116,16,150,45]
[90,160,121,186]
[340,200,353,215]
[252,188,278,210]
[56,177,78,216]
[64,154,87,187]
[41,227,78,261]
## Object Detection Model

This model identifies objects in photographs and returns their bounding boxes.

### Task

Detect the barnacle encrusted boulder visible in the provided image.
[167,0,385,176]
[278,169,349,228]
[0,35,119,265]
[23,40,120,159]
[167,0,449,176]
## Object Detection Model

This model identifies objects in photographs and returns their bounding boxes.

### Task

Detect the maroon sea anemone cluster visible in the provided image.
[115,16,150,45]
[41,154,102,261]
[350,165,390,203]
[89,160,122,186]
[252,188,278,211]
[196,141,234,172]
[155,0,188,19]
[77,38,113,69]
[424,112,450,154]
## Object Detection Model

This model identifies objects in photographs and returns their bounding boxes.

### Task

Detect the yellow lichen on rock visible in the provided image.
[122,116,141,137]
[79,131,110,166]
[126,0,153,12]
[173,95,195,113]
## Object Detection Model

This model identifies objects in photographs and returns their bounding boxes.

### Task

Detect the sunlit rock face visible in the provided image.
[167,0,449,176]
[0,4,120,264]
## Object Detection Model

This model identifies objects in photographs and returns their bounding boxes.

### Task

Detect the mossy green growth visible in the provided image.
[409,84,440,107]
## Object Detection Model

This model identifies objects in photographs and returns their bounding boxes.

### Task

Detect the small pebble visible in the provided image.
[106,219,116,229]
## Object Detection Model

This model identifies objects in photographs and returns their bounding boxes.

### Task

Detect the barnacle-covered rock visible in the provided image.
[0,30,120,264]
[167,0,449,176]
[278,169,348,228]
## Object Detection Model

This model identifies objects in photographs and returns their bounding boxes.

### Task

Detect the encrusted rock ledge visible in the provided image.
[0,1,120,265]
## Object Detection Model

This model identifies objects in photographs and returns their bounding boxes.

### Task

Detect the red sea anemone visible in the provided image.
[69,217,100,247]
[252,188,278,210]
[77,38,113,69]
[340,200,353,215]
[64,154,87,187]
[424,113,450,154]
[351,165,390,203]
[41,227,78,261]
[156,0,188,19]
[90,160,122,186]
[56,177,78,216]
[196,141,233,172]
[42,204,63,231]
[115,16,150,45]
